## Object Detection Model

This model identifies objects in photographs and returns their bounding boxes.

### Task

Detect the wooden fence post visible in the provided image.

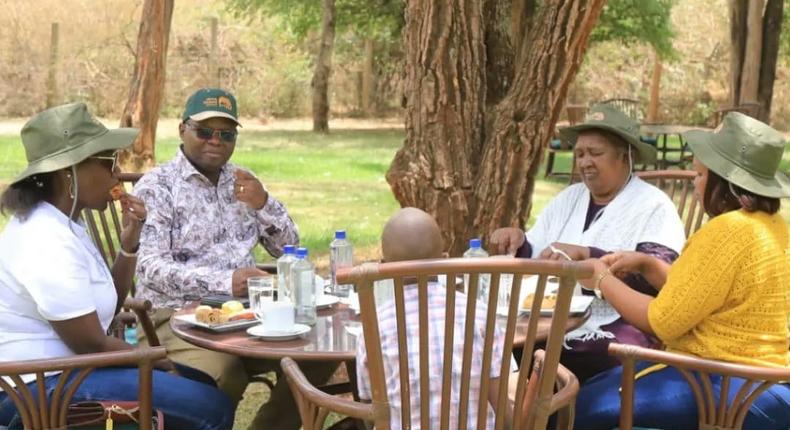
[210,17,219,87]
[46,22,59,108]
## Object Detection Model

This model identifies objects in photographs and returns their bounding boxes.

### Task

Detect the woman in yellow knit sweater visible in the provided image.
[573,112,790,430]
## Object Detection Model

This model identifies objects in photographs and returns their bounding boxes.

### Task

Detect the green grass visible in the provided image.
[1,125,788,429]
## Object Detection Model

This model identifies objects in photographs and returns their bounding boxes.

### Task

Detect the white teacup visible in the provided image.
[262,301,295,332]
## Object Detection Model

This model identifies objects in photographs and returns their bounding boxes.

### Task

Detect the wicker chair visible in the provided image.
[712,103,762,127]
[609,343,790,430]
[282,258,594,430]
[0,347,167,430]
[595,98,643,122]
[635,170,707,237]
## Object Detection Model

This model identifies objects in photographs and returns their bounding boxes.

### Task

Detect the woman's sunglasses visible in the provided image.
[90,153,118,172]
[186,122,238,143]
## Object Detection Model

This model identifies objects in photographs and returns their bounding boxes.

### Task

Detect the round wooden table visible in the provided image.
[170,302,590,362]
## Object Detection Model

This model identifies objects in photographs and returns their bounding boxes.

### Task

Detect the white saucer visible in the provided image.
[316,294,340,309]
[246,323,311,341]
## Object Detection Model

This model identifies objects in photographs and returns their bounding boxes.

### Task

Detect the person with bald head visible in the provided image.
[356,208,512,429]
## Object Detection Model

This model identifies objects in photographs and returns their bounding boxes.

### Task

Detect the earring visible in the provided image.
[66,173,74,199]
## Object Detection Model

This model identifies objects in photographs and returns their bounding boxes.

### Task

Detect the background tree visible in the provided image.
[583,0,676,121]
[729,0,783,123]
[118,0,174,172]
[387,0,606,256]
[228,0,402,130]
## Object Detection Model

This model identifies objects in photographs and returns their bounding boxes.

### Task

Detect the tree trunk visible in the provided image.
[361,38,374,117]
[389,0,605,256]
[46,22,59,108]
[728,0,783,123]
[757,0,783,122]
[647,49,662,123]
[739,0,764,104]
[311,0,336,133]
[728,0,748,105]
[118,0,174,173]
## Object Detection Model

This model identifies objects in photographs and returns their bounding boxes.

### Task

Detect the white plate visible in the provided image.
[494,275,593,316]
[246,323,311,341]
[173,314,259,333]
[316,294,340,309]
[520,295,594,316]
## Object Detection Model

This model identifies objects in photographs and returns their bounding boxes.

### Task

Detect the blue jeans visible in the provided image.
[0,367,234,430]
[574,362,790,430]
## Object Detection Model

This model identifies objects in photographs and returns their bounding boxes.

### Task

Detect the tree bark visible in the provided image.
[118,0,174,172]
[389,0,605,256]
[739,0,764,104]
[757,0,783,122]
[311,0,336,133]
[647,49,662,123]
[361,38,374,117]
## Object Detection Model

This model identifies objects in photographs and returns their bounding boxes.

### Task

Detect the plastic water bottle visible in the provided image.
[463,238,490,300]
[277,245,297,302]
[124,325,138,345]
[292,247,317,325]
[330,230,354,297]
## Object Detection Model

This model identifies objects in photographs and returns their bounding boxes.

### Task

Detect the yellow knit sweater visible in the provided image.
[647,209,790,368]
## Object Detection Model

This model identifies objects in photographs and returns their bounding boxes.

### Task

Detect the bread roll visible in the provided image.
[195,305,213,323]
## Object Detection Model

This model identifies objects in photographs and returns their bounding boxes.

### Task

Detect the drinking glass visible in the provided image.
[248,276,275,321]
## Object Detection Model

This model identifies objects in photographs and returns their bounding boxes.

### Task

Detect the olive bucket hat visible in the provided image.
[11,102,139,186]
[559,104,657,165]
[684,112,790,198]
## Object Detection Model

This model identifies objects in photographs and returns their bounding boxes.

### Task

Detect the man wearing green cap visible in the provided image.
[134,89,330,428]
[489,104,687,383]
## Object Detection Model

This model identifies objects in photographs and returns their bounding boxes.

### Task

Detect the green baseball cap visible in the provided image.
[182,88,241,126]
[685,112,790,198]
[559,104,657,164]
[11,102,138,185]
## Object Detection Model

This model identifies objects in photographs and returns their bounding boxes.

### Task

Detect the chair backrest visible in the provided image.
[0,347,166,430]
[80,173,142,284]
[566,104,588,126]
[712,103,762,126]
[595,98,643,121]
[609,343,790,430]
[338,258,593,430]
[635,170,707,237]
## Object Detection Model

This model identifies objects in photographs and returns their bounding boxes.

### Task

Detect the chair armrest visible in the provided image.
[0,347,167,374]
[280,357,381,425]
[122,297,153,313]
[608,343,790,381]
[256,263,277,274]
[121,297,160,347]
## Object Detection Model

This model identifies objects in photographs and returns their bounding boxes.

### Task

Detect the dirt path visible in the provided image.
[0,117,404,136]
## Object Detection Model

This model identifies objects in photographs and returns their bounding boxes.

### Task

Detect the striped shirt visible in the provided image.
[356,282,513,429]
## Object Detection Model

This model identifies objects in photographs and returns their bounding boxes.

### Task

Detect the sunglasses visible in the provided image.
[186,122,238,143]
[90,153,118,172]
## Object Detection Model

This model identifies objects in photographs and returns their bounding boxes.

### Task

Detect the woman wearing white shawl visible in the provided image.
[491,105,686,382]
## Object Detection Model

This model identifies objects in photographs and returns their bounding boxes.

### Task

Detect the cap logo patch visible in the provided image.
[587,112,605,121]
[203,97,218,107]
[218,96,233,111]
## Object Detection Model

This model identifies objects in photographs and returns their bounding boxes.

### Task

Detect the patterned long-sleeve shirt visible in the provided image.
[133,149,299,309]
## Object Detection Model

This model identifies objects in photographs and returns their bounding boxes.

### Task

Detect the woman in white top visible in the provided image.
[490,104,686,383]
[0,103,234,430]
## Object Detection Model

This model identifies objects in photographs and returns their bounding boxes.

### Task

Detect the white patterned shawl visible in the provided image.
[525,177,686,344]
